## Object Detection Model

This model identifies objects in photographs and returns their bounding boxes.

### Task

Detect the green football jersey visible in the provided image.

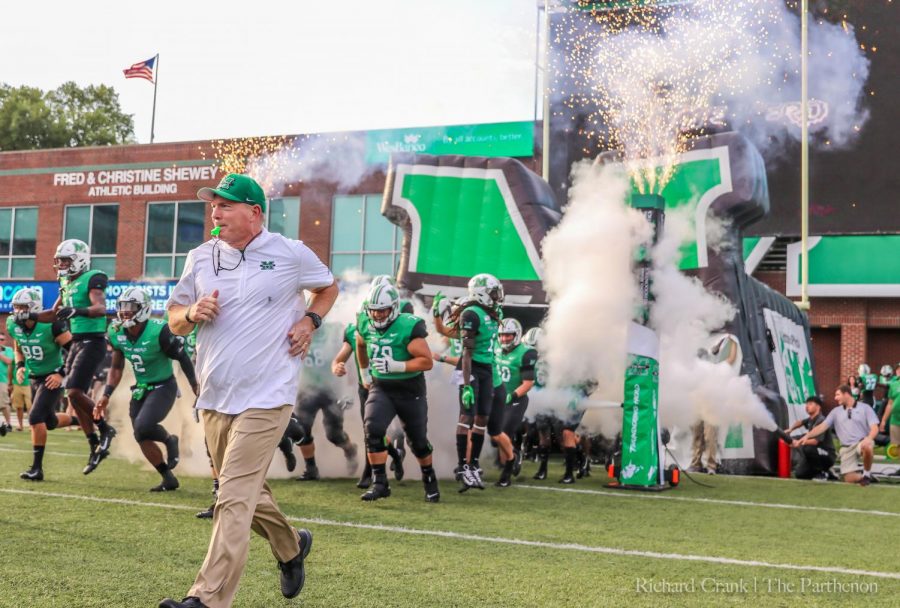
[183,325,198,360]
[59,269,107,335]
[459,304,498,365]
[344,322,363,385]
[301,324,341,388]
[888,379,900,426]
[361,312,426,380]
[495,343,538,395]
[6,317,65,377]
[108,318,173,385]
[860,373,878,392]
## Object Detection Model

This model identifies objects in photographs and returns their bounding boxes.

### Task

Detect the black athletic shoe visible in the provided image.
[453,465,464,482]
[577,460,591,479]
[559,474,576,485]
[361,482,391,501]
[859,476,872,487]
[279,528,313,599]
[512,450,523,477]
[83,448,108,475]
[151,472,180,492]
[98,424,117,452]
[285,452,297,473]
[533,466,548,481]
[357,471,372,489]
[20,467,43,481]
[423,472,440,503]
[391,443,406,481]
[158,596,208,608]
[494,478,511,488]
[345,443,359,476]
[165,435,180,470]
[296,466,320,481]
[195,503,215,519]
[0,424,6,437]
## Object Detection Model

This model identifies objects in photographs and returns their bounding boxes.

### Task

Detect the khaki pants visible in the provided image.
[11,384,31,413]
[189,405,299,608]
[690,421,719,472]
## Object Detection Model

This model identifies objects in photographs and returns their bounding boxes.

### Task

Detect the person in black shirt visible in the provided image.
[784,395,836,480]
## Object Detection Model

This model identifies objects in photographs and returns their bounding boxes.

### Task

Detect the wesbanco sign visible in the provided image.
[52,165,219,198]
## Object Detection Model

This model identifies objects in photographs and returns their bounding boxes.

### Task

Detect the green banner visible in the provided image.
[786,235,900,297]
[366,122,534,164]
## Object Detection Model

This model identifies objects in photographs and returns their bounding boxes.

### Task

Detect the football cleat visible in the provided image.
[559,474,576,485]
[195,503,215,519]
[150,472,180,492]
[20,467,44,481]
[83,447,109,475]
[98,424,117,453]
[165,435,180,470]
[423,472,440,503]
[361,482,391,501]
[295,466,320,481]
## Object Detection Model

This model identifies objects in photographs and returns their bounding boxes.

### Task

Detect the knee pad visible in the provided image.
[325,427,349,446]
[366,433,388,453]
[410,440,433,459]
[45,412,59,431]
[295,422,314,446]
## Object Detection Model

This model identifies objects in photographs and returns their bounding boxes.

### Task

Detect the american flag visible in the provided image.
[123,56,156,82]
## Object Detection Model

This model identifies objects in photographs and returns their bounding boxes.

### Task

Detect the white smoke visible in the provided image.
[650,209,776,432]
[246,133,375,199]
[541,161,648,396]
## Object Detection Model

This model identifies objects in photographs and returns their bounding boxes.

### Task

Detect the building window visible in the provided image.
[330,194,401,277]
[267,197,300,239]
[0,207,38,278]
[144,201,205,278]
[63,204,119,278]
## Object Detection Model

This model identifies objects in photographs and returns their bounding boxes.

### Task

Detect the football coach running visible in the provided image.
[160,173,338,608]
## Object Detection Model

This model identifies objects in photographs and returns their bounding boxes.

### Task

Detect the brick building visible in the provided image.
[0,120,895,396]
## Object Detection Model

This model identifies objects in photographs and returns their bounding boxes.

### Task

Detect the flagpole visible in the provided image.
[150,54,160,144]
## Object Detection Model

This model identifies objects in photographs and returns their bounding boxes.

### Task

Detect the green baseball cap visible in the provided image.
[198,173,266,212]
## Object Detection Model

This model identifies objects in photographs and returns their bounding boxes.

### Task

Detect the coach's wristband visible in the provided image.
[103,385,115,398]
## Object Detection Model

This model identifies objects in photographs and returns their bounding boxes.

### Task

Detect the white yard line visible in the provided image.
[0,446,84,458]
[2,488,899,581]
[516,484,900,518]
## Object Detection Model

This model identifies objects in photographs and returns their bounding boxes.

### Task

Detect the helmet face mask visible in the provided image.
[467,273,504,310]
[498,318,523,353]
[858,363,871,376]
[53,239,91,278]
[116,287,152,328]
[366,283,400,330]
[11,288,42,322]
[879,364,893,379]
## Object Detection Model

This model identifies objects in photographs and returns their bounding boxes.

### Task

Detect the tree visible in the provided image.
[0,82,135,151]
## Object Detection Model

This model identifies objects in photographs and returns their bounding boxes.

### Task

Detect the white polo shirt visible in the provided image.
[167,228,334,415]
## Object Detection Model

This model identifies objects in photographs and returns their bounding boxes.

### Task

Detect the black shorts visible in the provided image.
[29,376,63,429]
[533,412,559,435]
[502,395,530,438]
[365,375,428,450]
[487,384,507,436]
[458,362,494,418]
[294,388,347,445]
[561,409,586,432]
[357,385,369,422]
[65,336,107,392]
[129,376,178,442]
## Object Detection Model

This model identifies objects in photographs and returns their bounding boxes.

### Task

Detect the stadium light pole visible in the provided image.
[541,0,551,181]
[798,0,810,311]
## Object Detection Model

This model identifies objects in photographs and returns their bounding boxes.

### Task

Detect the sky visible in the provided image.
[2,0,541,143]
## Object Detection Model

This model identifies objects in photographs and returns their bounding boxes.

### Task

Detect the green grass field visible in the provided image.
[1,429,899,608]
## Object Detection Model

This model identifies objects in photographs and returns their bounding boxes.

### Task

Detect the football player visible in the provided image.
[98,287,198,491]
[355,283,439,502]
[8,288,79,480]
[32,239,117,474]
